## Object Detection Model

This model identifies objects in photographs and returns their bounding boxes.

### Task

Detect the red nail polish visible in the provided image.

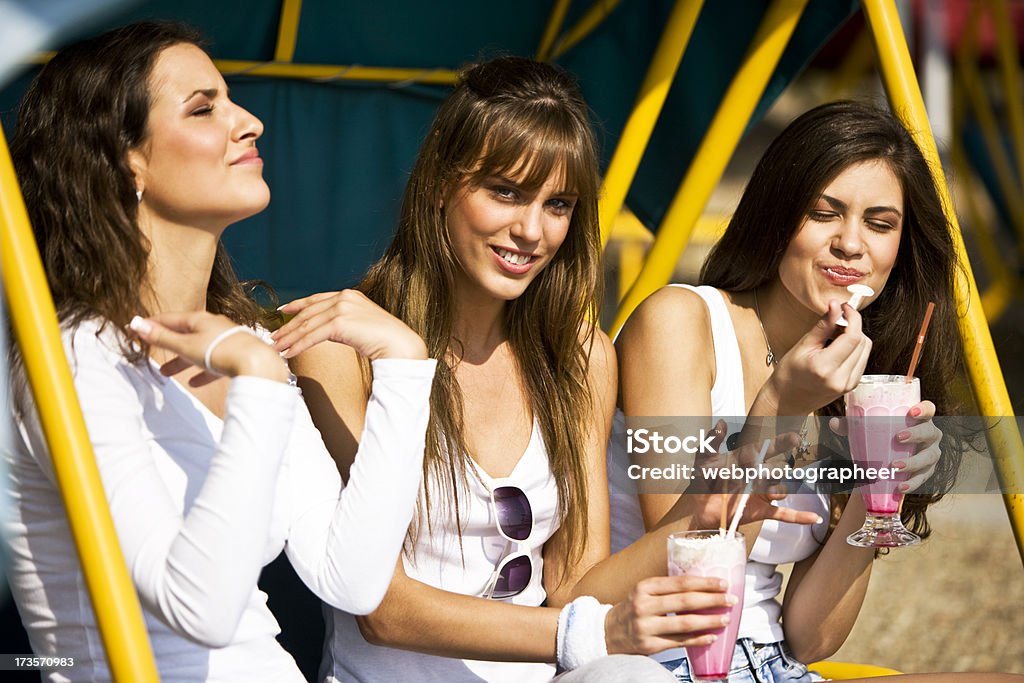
[910,406,921,417]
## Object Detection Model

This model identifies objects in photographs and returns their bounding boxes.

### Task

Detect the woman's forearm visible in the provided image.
[782,495,874,662]
[356,567,559,661]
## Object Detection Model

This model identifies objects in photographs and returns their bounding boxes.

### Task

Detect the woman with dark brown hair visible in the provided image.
[4,21,435,682]
[613,101,1019,682]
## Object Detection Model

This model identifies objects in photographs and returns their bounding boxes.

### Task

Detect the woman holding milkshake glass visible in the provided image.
[273,57,824,681]
[613,101,1021,682]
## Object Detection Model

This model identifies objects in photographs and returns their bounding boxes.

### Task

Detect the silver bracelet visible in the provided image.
[203,325,258,373]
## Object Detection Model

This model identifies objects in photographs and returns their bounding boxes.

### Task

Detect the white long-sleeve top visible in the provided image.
[2,319,436,682]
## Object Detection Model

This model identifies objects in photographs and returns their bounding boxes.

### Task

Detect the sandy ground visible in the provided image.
[820,495,1024,674]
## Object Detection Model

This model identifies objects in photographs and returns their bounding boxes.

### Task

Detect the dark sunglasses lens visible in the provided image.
[493,486,532,541]
[491,554,532,599]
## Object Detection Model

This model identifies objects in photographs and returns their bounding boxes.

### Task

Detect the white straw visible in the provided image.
[727,438,772,538]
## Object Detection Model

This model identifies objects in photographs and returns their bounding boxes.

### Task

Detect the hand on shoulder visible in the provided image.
[272,289,428,361]
[130,311,288,383]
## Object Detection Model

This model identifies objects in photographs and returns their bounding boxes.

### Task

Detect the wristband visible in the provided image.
[555,595,613,671]
[203,325,258,373]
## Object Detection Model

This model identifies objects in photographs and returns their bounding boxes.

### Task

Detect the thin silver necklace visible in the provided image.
[752,288,777,367]
[752,290,810,463]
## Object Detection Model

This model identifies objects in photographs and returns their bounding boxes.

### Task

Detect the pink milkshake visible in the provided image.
[845,375,921,547]
[667,531,745,682]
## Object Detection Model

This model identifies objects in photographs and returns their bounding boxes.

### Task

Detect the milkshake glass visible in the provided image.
[667,531,745,682]
[845,374,921,547]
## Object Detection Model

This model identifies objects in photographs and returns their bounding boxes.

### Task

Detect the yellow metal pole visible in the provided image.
[0,129,160,680]
[551,0,623,60]
[598,0,704,248]
[28,52,461,87]
[612,209,655,298]
[950,60,1016,322]
[827,24,875,100]
[862,0,1024,566]
[988,0,1024,190]
[955,2,1024,257]
[536,0,572,62]
[213,59,459,85]
[273,0,304,63]
[611,0,810,335]
[951,141,1015,321]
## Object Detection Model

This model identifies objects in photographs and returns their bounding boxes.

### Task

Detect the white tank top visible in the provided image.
[322,421,562,682]
[608,284,829,647]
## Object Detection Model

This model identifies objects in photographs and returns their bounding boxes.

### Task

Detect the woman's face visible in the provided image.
[445,160,577,304]
[777,159,904,316]
[128,43,269,229]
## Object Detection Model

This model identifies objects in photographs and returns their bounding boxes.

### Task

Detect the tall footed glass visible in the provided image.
[845,375,921,548]
[667,531,745,682]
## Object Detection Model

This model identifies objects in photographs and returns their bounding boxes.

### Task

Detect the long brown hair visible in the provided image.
[702,100,967,540]
[359,57,603,571]
[11,21,264,363]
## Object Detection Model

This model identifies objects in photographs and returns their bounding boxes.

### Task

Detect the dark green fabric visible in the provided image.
[1,0,858,299]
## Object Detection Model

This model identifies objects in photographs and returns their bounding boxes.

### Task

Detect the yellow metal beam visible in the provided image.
[988,0,1024,191]
[955,3,1024,258]
[862,0,1024,566]
[0,129,159,679]
[213,59,459,85]
[551,0,623,60]
[28,53,460,86]
[950,64,1017,323]
[536,0,572,62]
[273,0,304,63]
[598,0,704,248]
[827,23,875,100]
[952,139,1015,322]
[611,0,810,335]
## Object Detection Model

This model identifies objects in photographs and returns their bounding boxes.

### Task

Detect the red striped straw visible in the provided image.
[905,302,936,383]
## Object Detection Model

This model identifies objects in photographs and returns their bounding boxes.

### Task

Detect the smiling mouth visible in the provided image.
[492,246,535,266]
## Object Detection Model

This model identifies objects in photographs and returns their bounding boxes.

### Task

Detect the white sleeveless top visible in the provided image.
[608,284,829,646]
[322,421,561,682]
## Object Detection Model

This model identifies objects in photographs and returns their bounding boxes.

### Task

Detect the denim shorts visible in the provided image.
[660,639,825,683]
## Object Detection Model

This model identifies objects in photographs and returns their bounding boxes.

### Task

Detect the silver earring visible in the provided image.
[136,189,143,203]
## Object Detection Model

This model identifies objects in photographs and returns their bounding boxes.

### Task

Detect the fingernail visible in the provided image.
[129,315,152,335]
[726,595,738,606]
[899,483,910,492]
[706,635,718,644]
[275,304,286,311]
[720,615,731,625]
[892,460,906,470]
[910,406,921,417]
[718,580,728,590]
[896,432,910,442]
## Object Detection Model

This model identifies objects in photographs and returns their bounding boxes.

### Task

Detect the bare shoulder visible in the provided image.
[616,285,713,355]
[291,337,362,386]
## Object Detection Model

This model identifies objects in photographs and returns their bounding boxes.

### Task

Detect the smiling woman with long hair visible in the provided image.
[274,57,821,682]
[4,21,435,682]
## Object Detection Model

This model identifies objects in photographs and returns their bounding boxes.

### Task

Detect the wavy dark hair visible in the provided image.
[359,57,603,574]
[11,21,265,363]
[701,100,968,541]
